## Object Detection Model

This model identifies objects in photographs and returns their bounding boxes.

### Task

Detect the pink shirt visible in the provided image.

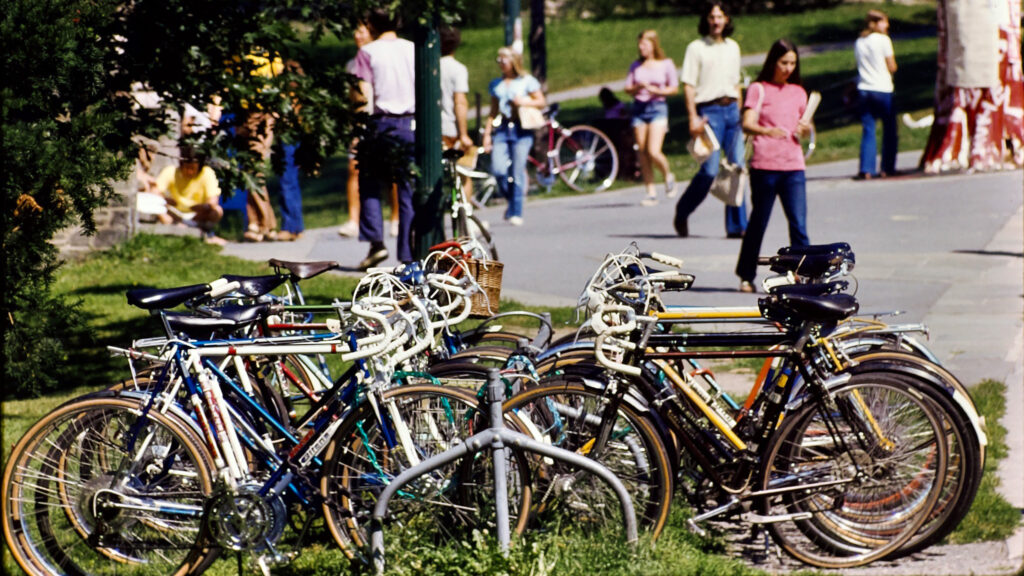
[744,81,808,171]
[626,59,678,103]
[350,37,416,115]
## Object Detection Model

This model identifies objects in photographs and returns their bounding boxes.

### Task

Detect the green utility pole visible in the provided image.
[504,0,521,49]
[412,16,444,260]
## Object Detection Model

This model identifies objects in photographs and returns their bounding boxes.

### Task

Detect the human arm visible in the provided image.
[482,95,500,152]
[454,91,473,150]
[684,83,705,137]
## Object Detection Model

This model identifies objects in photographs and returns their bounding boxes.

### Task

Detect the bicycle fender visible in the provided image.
[845,357,987,448]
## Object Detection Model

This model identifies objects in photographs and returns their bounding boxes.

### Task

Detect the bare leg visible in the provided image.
[644,121,675,195]
[633,123,656,200]
[339,155,360,237]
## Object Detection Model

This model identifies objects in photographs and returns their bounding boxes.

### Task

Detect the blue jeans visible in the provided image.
[674,102,748,235]
[735,169,809,282]
[359,115,416,262]
[491,124,534,219]
[858,90,897,176]
[278,143,304,234]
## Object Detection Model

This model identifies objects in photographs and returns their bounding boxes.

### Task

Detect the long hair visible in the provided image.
[755,38,801,86]
[636,29,666,61]
[497,46,525,77]
[861,9,889,37]
[698,1,734,38]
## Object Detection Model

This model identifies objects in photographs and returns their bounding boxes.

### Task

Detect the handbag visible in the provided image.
[515,105,546,130]
[709,159,746,207]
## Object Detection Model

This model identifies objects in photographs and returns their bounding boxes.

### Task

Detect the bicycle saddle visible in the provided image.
[765,250,855,279]
[268,259,340,280]
[777,242,853,257]
[127,283,211,310]
[769,280,849,297]
[164,304,270,339]
[221,274,289,298]
[759,293,859,327]
[442,148,464,161]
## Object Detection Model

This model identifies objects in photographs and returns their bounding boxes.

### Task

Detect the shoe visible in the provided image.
[640,194,659,207]
[726,231,744,239]
[275,230,302,242]
[242,230,264,242]
[508,216,524,227]
[665,174,678,198]
[853,172,874,181]
[739,280,756,293]
[337,220,359,237]
[358,246,389,270]
[673,217,688,238]
[389,220,399,237]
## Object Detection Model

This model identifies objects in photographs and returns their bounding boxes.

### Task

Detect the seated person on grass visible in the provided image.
[155,146,227,245]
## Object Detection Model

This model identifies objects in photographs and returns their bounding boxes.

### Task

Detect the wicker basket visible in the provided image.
[464,259,503,317]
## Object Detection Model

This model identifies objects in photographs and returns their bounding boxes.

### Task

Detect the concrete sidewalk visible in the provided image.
[219,154,1024,574]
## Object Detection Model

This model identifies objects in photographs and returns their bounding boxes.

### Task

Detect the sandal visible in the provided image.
[242,230,264,242]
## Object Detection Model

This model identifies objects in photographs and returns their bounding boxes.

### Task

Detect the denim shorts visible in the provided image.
[631,100,669,127]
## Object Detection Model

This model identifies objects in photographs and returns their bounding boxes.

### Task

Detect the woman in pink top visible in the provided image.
[735,39,813,293]
[624,30,679,206]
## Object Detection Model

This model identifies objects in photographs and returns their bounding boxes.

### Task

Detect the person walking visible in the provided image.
[339,22,400,240]
[854,9,898,179]
[674,1,748,238]
[439,26,475,197]
[482,46,546,227]
[735,39,813,293]
[349,10,416,269]
[624,30,679,207]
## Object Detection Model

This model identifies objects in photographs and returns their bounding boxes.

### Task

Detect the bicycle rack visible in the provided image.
[370,369,638,574]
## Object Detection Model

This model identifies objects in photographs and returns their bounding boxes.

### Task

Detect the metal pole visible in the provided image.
[504,0,522,52]
[412,14,444,260]
[529,0,546,90]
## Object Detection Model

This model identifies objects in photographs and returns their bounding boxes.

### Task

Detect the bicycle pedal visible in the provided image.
[685,518,707,537]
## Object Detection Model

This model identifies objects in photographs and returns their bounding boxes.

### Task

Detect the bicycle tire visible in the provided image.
[503,376,674,540]
[319,384,532,560]
[758,373,947,568]
[842,353,984,555]
[3,396,219,576]
[555,125,619,193]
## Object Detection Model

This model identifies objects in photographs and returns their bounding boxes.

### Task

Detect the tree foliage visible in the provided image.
[1,0,464,398]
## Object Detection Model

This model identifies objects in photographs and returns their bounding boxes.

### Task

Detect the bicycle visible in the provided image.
[526,103,619,193]
[442,148,499,261]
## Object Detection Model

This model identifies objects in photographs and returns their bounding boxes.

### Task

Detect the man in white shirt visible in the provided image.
[350,9,416,268]
[674,1,748,239]
[439,27,476,197]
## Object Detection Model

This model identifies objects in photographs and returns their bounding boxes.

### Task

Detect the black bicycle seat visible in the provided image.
[221,274,288,298]
[164,304,269,339]
[759,293,859,326]
[268,259,340,280]
[767,251,855,279]
[777,242,852,257]
[442,148,465,161]
[127,283,211,310]
[770,280,849,297]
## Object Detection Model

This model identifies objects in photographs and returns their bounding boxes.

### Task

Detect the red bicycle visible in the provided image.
[528,103,619,193]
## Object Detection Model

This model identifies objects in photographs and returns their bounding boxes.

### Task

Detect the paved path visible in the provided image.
[220,153,1024,574]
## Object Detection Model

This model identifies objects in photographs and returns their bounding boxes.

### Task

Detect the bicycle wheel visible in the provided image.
[503,376,674,540]
[3,396,218,576]
[319,384,531,560]
[843,354,984,555]
[758,373,947,568]
[555,125,619,193]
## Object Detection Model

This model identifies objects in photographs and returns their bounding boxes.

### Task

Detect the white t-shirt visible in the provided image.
[440,55,469,138]
[351,37,416,115]
[680,37,741,104]
[855,33,895,93]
